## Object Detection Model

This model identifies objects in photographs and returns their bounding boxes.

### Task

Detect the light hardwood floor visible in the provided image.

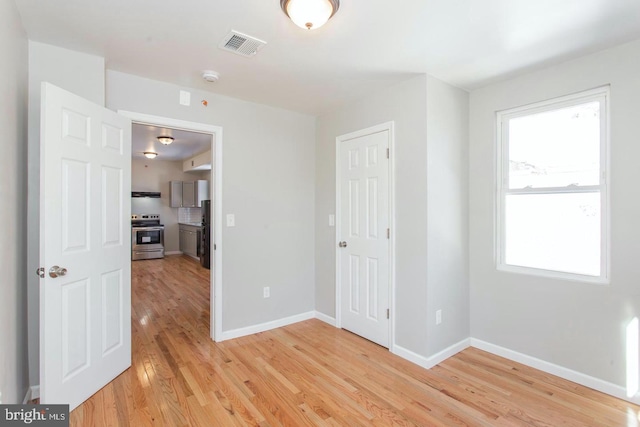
[70,255,639,426]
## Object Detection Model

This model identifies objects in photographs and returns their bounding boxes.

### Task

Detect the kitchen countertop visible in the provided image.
[179,222,202,227]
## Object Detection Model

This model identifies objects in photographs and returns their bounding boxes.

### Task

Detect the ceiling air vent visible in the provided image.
[219,30,267,57]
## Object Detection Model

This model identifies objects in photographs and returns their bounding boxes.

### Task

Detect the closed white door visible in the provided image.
[338,128,390,347]
[40,83,132,410]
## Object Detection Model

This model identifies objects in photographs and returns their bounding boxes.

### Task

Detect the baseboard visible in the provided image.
[164,251,182,256]
[393,338,470,370]
[219,311,316,341]
[470,338,640,405]
[22,385,40,404]
[314,311,337,326]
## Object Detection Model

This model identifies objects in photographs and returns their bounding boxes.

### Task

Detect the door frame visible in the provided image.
[118,111,223,341]
[335,121,396,350]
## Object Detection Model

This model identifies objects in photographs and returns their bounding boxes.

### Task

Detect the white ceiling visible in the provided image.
[14,0,640,115]
[132,123,212,161]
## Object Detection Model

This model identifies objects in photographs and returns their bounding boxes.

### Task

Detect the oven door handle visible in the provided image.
[135,227,164,232]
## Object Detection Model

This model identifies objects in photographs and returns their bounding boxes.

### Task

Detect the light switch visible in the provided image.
[329,214,335,227]
[226,214,235,227]
[179,90,191,106]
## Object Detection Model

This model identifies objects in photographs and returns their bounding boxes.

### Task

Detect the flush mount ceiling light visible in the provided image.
[280,0,340,30]
[157,136,174,145]
[143,152,158,159]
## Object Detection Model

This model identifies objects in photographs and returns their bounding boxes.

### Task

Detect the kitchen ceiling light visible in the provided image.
[143,152,158,159]
[280,0,340,30]
[157,136,174,145]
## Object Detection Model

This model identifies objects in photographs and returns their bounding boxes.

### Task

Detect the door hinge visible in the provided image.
[386,309,390,319]
[387,228,390,239]
[386,148,390,159]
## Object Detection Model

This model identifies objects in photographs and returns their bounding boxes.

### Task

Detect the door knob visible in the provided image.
[338,241,347,248]
[49,266,68,278]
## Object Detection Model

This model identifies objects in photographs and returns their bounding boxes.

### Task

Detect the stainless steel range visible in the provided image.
[131,214,165,260]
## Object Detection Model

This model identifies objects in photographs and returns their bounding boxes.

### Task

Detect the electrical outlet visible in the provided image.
[436,310,442,325]
[263,287,270,298]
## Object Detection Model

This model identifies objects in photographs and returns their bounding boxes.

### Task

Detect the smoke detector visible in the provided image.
[219,30,267,57]
[202,70,220,83]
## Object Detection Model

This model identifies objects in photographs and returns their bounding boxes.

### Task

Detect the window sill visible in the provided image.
[496,263,609,285]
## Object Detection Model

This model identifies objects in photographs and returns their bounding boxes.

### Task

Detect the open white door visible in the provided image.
[39,83,132,410]
[338,126,391,347]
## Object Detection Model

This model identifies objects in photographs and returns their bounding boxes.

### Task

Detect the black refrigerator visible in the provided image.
[200,200,211,269]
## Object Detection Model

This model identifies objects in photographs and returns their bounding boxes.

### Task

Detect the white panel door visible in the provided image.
[339,129,390,347]
[40,83,132,410]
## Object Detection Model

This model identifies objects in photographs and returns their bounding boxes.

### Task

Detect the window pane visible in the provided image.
[505,192,600,276]
[509,102,600,189]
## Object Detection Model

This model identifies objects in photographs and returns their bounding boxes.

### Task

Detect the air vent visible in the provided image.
[219,30,267,57]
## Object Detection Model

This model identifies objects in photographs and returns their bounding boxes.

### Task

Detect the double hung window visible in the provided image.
[497,87,609,282]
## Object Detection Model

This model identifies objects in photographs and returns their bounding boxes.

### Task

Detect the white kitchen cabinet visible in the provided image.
[170,180,209,208]
[179,224,200,258]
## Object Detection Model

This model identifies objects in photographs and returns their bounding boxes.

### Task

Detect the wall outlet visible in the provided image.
[436,309,442,325]
[263,287,270,298]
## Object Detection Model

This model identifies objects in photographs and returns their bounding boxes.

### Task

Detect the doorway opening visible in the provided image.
[119,111,223,341]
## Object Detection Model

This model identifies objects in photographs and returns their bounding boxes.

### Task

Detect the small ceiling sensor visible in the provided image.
[157,136,174,145]
[202,70,220,83]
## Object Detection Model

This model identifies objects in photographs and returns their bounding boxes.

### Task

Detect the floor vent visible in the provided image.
[219,30,267,57]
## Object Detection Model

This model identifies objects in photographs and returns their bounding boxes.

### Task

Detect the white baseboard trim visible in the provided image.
[314,311,337,327]
[393,338,470,370]
[164,251,182,256]
[219,311,316,342]
[22,385,40,404]
[470,338,640,405]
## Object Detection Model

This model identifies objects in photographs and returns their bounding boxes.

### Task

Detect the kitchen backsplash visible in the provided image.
[178,207,202,223]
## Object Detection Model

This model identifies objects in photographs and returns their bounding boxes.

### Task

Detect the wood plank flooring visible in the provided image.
[70,255,639,426]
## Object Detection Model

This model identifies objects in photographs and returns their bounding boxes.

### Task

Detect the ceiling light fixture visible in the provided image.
[280,0,340,30]
[143,152,158,159]
[157,136,174,145]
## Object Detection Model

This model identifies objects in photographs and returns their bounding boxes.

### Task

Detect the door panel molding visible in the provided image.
[335,121,395,350]
[40,83,132,410]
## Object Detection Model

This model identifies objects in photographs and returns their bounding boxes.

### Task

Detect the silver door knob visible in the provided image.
[49,266,68,278]
[338,241,347,248]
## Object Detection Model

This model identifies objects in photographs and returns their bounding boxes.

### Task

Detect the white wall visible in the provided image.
[315,74,469,358]
[470,39,640,392]
[107,70,316,332]
[426,76,470,353]
[131,158,208,252]
[0,0,29,403]
[27,42,106,387]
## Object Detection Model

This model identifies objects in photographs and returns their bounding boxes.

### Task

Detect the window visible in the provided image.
[497,87,609,282]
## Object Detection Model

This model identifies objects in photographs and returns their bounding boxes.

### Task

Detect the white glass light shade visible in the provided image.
[143,152,158,159]
[157,136,174,145]
[283,0,338,30]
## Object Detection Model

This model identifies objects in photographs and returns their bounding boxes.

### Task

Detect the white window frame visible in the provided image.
[496,86,610,284]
